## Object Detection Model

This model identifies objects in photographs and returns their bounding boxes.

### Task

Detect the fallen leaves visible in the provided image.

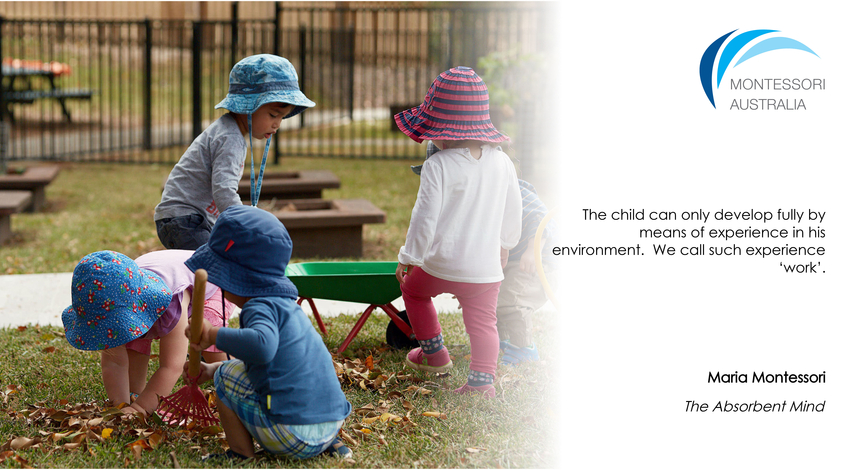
[335,354,441,396]
[2,399,225,461]
[9,436,41,451]
[2,384,22,404]
[0,450,32,468]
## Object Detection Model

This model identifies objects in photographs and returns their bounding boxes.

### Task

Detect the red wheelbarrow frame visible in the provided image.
[297,296,415,354]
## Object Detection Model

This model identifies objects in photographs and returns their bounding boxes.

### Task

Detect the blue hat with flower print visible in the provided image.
[61,251,173,351]
[215,54,315,119]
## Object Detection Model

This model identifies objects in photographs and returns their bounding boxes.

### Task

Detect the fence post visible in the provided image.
[273,1,282,164]
[446,11,453,71]
[0,16,5,172]
[299,25,307,130]
[347,27,354,121]
[0,15,5,125]
[192,21,203,140]
[231,2,239,69]
[143,18,152,150]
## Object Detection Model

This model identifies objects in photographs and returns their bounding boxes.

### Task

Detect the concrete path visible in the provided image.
[0,272,464,329]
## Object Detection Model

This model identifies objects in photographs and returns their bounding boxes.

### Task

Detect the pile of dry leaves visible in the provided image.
[0,385,223,467]
[333,353,450,449]
[0,344,460,467]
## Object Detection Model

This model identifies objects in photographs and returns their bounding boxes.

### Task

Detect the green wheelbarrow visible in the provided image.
[285,261,416,354]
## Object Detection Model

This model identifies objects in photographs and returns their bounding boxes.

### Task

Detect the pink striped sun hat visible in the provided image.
[394,66,509,144]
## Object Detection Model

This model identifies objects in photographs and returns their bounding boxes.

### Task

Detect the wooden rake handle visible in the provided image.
[187,269,207,379]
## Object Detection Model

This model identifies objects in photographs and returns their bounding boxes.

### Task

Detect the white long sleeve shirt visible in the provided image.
[398,145,522,283]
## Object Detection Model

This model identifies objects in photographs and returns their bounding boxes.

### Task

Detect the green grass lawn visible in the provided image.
[0,310,556,468]
[0,159,556,468]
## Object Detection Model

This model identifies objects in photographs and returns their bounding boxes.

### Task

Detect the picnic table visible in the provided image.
[1,59,95,123]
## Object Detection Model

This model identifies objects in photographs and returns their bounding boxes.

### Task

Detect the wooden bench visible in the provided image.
[262,198,386,258]
[238,170,341,200]
[0,190,32,244]
[0,166,61,212]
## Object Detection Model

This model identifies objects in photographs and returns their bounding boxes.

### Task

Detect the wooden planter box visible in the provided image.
[0,165,60,212]
[265,198,386,259]
[238,170,340,200]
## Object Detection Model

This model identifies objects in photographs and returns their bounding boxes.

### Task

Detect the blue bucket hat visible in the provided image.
[216,54,315,207]
[185,205,298,299]
[215,54,315,119]
[62,251,173,351]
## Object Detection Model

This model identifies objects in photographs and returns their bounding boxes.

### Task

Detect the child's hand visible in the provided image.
[396,263,411,284]
[121,403,147,418]
[519,247,537,273]
[184,360,218,384]
[185,318,218,351]
[500,248,509,269]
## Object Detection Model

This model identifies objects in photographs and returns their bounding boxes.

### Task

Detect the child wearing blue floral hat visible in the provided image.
[155,54,315,250]
[62,249,234,417]
[183,205,352,461]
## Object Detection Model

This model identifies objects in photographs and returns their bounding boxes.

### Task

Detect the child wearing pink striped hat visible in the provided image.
[394,66,523,398]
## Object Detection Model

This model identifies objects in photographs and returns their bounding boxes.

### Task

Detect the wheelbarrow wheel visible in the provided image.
[386,310,419,350]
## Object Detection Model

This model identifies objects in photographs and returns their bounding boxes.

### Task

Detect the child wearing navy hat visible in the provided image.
[61,249,233,417]
[183,205,352,461]
[155,54,315,250]
[394,67,523,398]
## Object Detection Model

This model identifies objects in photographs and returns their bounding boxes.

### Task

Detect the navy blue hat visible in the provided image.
[215,54,315,119]
[185,205,298,299]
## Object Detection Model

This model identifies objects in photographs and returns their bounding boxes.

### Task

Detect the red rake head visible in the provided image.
[156,379,218,428]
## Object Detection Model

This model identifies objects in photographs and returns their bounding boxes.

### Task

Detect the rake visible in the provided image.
[156,268,219,428]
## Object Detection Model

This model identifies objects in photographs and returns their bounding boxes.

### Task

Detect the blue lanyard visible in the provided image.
[247,114,271,207]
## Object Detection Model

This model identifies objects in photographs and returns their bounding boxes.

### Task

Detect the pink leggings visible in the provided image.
[400,267,501,376]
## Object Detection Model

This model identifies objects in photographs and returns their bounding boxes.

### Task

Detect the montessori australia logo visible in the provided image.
[699,29,822,110]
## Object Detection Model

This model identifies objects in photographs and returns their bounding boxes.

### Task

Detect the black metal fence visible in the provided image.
[0,3,553,169]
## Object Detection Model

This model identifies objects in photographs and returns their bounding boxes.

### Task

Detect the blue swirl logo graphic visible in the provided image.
[700,29,818,108]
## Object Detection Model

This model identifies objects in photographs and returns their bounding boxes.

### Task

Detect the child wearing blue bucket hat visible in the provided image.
[155,54,314,250]
[61,249,234,417]
[183,205,352,461]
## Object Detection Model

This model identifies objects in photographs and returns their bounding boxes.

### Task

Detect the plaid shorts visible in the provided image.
[214,360,343,459]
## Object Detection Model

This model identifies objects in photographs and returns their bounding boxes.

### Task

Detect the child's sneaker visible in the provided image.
[404,347,453,373]
[500,343,539,366]
[322,438,353,459]
[499,340,512,352]
[453,383,496,398]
